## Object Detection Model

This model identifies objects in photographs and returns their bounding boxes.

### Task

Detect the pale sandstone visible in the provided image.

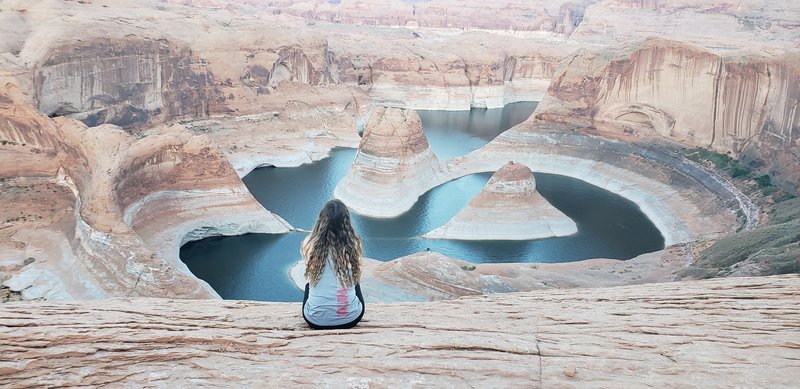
[534,37,800,189]
[335,106,448,217]
[425,161,577,240]
[6,0,572,125]
[450,129,744,246]
[0,82,289,300]
[181,91,363,176]
[335,124,742,245]
[0,275,797,387]
[0,0,797,305]
[574,0,800,51]
[291,244,692,303]
[368,247,695,301]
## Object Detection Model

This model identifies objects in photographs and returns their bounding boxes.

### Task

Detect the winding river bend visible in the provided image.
[181,102,665,301]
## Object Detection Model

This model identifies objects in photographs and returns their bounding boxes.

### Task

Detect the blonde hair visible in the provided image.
[302,199,363,287]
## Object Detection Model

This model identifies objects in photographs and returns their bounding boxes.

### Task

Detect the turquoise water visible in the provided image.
[180,102,664,301]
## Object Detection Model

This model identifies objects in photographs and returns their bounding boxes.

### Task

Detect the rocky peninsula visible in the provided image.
[425,161,578,240]
[335,106,447,217]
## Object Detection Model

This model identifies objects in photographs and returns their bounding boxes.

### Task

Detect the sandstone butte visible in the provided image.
[335,106,447,217]
[425,161,578,240]
[1,0,799,386]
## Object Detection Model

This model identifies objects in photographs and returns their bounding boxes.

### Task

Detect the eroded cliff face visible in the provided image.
[4,0,572,123]
[166,0,591,36]
[34,38,219,128]
[322,32,566,110]
[535,38,800,188]
[1,0,798,305]
[0,72,287,300]
[574,0,800,50]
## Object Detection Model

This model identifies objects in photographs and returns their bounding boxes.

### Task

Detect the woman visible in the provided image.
[301,199,365,329]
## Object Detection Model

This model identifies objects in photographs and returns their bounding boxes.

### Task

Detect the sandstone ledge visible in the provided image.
[2,275,798,387]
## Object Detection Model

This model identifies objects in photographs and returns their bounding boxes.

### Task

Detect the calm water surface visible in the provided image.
[181,102,665,301]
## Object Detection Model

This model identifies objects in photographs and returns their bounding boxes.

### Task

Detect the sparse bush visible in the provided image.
[729,163,751,178]
[769,197,800,225]
[755,174,772,188]
[689,148,732,169]
[678,220,800,279]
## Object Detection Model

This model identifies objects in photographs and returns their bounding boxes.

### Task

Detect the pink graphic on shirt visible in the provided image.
[336,288,349,317]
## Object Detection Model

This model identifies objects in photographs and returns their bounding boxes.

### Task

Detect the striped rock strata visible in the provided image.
[426,161,577,240]
[0,77,290,300]
[335,106,447,217]
[0,275,797,387]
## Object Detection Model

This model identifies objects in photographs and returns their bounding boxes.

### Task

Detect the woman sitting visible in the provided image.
[301,199,365,329]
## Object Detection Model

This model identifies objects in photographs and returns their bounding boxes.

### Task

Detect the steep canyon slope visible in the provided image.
[1,1,799,385]
[0,0,798,305]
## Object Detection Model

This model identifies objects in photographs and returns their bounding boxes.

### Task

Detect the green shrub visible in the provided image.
[683,220,800,274]
[761,186,779,196]
[755,174,772,188]
[769,197,800,225]
[728,164,751,178]
[686,147,733,170]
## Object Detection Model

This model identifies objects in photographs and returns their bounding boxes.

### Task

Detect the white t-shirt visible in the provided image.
[303,258,362,326]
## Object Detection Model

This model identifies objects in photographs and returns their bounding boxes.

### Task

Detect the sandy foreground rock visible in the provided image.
[425,161,577,240]
[1,274,798,387]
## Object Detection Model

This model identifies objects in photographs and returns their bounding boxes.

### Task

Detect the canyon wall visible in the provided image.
[35,38,218,127]
[535,38,800,189]
[12,0,798,126]
[574,0,800,51]
[167,0,591,36]
[2,0,799,304]
[0,70,287,300]
[329,33,567,110]
[5,0,572,127]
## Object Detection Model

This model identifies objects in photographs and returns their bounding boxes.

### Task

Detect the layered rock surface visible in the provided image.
[1,275,797,387]
[450,130,744,246]
[335,106,447,217]
[534,37,800,189]
[0,76,289,300]
[426,161,577,240]
[1,0,798,305]
[368,248,695,301]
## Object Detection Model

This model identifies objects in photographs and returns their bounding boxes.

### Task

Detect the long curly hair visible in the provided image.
[302,199,363,288]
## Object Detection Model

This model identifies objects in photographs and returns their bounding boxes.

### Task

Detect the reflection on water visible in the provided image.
[181,102,665,301]
[418,101,537,159]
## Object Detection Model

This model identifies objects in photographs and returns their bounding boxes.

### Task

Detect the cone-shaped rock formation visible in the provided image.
[425,161,577,240]
[335,107,445,217]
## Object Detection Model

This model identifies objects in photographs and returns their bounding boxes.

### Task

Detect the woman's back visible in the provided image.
[301,199,365,329]
[303,258,362,326]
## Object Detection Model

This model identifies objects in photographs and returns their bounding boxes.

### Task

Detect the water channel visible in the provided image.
[181,102,665,301]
